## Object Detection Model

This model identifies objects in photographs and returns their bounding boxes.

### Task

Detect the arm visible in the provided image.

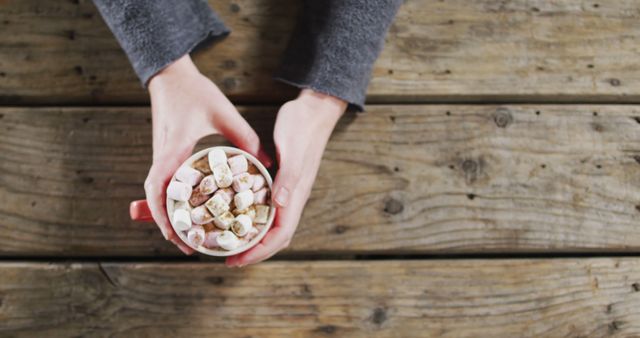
[227,0,402,266]
[93,1,271,254]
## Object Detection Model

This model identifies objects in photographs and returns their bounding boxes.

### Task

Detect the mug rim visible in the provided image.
[166,146,276,256]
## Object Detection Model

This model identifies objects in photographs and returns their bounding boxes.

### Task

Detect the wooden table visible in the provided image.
[1,0,639,336]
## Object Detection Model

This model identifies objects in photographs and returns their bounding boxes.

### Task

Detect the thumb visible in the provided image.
[215,105,272,167]
[271,145,304,208]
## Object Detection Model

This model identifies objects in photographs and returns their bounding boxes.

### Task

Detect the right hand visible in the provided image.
[145,55,272,255]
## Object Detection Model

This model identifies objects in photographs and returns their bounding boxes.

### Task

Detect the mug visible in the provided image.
[130,146,276,256]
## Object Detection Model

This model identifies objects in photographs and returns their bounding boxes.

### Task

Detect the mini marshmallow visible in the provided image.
[203,230,222,248]
[253,187,268,205]
[172,209,192,231]
[254,205,269,224]
[167,181,192,202]
[232,214,253,237]
[232,173,254,193]
[214,187,235,205]
[244,226,260,241]
[213,163,233,188]
[234,190,254,211]
[187,225,205,247]
[192,156,212,175]
[190,205,214,225]
[174,200,192,212]
[175,166,204,187]
[251,174,266,192]
[216,230,240,250]
[205,194,229,217]
[228,155,248,175]
[199,175,218,195]
[233,205,256,220]
[213,210,235,230]
[189,186,210,207]
[208,148,227,168]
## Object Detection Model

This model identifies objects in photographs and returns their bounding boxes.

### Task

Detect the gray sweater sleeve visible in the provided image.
[93,0,229,86]
[275,0,402,111]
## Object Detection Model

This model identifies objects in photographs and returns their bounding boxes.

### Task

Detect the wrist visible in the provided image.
[148,54,200,93]
[297,89,348,120]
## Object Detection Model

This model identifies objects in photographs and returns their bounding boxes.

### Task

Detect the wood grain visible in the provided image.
[0,105,639,256]
[1,0,639,104]
[1,259,640,337]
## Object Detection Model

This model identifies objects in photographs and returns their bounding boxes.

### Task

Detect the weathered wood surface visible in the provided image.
[1,105,639,256]
[1,259,640,337]
[1,0,638,104]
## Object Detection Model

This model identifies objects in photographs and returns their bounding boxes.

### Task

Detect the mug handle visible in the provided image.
[130,200,154,222]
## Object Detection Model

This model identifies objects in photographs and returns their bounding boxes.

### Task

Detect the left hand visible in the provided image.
[226,89,347,267]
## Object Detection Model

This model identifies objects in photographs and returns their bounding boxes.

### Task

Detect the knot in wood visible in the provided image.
[493,110,513,128]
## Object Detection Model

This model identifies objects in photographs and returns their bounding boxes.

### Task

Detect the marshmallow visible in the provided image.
[214,187,235,205]
[199,175,218,195]
[192,156,212,175]
[208,149,227,168]
[167,181,192,202]
[252,174,266,192]
[213,210,235,230]
[203,230,222,248]
[232,173,254,193]
[228,155,248,175]
[187,225,205,247]
[205,194,229,217]
[244,226,260,241]
[254,205,270,224]
[234,190,254,211]
[232,214,253,237]
[172,208,192,231]
[253,187,268,205]
[233,205,256,220]
[213,163,233,188]
[189,186,210,207]
[174,200,192,212]
[216,230,240,250]
[175,166,204,187]
[190,205,213,225]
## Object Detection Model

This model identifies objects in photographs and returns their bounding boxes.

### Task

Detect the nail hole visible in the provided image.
[541,164,546,169]
[609,78,621,86]
[467,193,476,200]
[389,116,395,123]
[388,69,394,75]
[593,111,598,116]
[587,64,594,69]
[632,282,640,292]
[593,3,599,8]
[596,164,602,169]
[393,166,400,172]
[445,111,451,116]
[535,110,541,115]
[448,165,455,170]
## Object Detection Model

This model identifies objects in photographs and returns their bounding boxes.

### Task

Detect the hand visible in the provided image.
[145,55,272,255]
[227,89,347,266]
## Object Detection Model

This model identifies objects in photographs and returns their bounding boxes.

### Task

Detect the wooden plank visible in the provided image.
[1,0,639,104]
[1,259,640,337]
[1,105,639,256]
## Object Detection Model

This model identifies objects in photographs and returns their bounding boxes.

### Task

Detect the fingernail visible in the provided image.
[259,148,272,167]
[274,187,290,207]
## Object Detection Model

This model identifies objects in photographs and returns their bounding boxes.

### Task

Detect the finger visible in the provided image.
[214,105,273,167]
[271,146,304,208]
[227,190,305,267]
[145,146,193,241]
[171,238,195,255]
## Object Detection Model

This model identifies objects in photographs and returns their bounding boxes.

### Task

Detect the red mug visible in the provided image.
[128,146,275,256]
